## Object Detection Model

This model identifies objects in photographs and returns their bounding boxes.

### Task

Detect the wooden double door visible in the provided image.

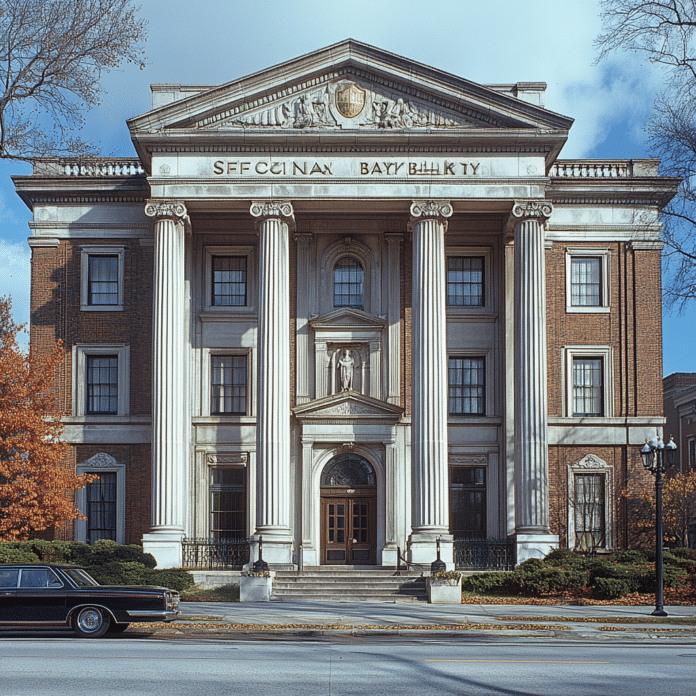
[320,487,376,565]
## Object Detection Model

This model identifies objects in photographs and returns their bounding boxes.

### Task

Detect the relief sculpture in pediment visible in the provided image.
[219,79,478,131]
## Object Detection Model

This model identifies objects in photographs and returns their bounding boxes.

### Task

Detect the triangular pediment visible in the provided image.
[293,391,403,421]
[128,40,572,150]
[309,308,386,331]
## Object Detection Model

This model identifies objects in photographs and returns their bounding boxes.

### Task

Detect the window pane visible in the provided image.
[574,473,605,550]
[571,257,602,307]
[211,355,247,414]
[447,256,484,306]
[87,472,117,543]
[334,258,364,310]
[88,255,119,305]
[212,256,247,306]
[448,357,485,415]
[210,467,246,541]
[450,467,486,539]
[86,356,118,414]
[572,357,603,416]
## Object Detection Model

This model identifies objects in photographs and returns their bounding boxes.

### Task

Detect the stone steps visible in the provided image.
[271,568,427,601]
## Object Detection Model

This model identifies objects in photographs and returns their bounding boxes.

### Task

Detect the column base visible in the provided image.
[515,532,559,565]
[142,531,184,569]
[248,533,294,570]
[408,532,453,570]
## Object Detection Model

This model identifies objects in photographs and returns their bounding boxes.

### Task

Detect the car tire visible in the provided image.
[71,606,111,638]
[107,622,130,634]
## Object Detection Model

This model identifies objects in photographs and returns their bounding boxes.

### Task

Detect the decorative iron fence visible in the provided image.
[182,538,250,570]
[454,538,516,571]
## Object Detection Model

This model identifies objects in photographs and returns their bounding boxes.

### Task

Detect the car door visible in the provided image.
[15,567,67,623]
[0,568,19,621]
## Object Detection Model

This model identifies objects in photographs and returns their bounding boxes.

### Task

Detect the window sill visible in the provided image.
[80,305,124,312]
[565,306,611,314]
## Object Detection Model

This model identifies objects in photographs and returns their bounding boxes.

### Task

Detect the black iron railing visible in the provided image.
[454,538,516,571]
[182,538,250,570]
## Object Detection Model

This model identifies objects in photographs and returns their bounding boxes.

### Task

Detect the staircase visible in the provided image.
[271,567,427,602]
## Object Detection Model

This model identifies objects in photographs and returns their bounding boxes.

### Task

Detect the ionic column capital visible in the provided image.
[250,200,295,230]
[409,200,453,230]
[510,200,553,224]
[145,199,188,222]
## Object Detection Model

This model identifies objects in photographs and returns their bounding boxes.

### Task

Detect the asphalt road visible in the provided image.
[2,637,695,695]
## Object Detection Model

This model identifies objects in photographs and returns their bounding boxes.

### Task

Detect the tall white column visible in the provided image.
[408,200,453,567]
[250,200,294,567]
[511,200,558,563]
[142,200,189,569]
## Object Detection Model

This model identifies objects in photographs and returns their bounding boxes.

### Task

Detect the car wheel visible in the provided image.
[107,622,130,634]
[72,606,111,638]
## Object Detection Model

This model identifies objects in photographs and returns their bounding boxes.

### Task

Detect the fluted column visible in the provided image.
[142,200,189,569]
[408,200,453,567]
[511,200,559,562]
[250,200,294,566]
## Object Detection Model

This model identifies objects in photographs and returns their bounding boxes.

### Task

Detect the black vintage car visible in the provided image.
[0,564,180,638]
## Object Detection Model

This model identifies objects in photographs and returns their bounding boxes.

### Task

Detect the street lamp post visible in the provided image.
[640,435,677,617]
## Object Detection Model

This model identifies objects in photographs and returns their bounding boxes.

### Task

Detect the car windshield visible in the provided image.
[62,568,100,587]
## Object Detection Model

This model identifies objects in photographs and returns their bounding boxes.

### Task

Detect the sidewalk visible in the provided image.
[167,600,696,641]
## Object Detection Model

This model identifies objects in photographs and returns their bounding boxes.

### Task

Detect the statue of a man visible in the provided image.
[339,349,355,391]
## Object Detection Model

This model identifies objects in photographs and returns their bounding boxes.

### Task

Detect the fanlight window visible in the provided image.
[321,454,375,486]
[333,258,364,310]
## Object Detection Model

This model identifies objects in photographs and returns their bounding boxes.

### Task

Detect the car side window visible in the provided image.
[0,569,18,588]
[19,569,63,588]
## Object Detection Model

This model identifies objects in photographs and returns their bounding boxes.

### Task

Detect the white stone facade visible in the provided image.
[16,41,676,568]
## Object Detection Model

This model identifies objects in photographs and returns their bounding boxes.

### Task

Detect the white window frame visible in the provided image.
[202,348,253,417]
[80,245,125,311]
[565,247,611,313]
[447,350,493,418]
[73,344,130,417]
[74,453,126,545]
[204,246,255,313]
[567,454,615,551]
[563,346,614,418]
[445,246,492,313]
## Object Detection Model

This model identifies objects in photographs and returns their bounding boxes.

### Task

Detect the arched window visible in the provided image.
[333,258,364,310]
[321,454,375,486]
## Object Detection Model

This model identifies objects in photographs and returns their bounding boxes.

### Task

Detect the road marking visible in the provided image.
[424,660,611,664]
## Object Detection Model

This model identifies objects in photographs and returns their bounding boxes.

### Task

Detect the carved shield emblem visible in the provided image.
[335,82,366,118]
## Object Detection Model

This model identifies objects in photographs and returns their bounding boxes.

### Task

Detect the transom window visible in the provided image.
[88,255,119,306]
[448,357,485,415]
[447,256,484,306]
[570,257,602,307]
[321,454,375,486]
[212,256,247,306]
[211,355,247,415]
[572,357,603,417]
[86,473,117,543]
[210,467,246,541]
[86,355,118,415]
[333,258,364,310]
[450,467,486,539]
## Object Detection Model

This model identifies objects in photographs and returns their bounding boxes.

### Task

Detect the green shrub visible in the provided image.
[462,572,514,595]
[0,546,39,564]
[86,560,149,586]
[663,552,696,574]
[608,550,649,565]
[144,568,195,591]
[593,577,635,599]
[668,547,696,562]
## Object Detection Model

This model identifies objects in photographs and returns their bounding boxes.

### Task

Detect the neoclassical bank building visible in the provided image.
[15,41,676,570]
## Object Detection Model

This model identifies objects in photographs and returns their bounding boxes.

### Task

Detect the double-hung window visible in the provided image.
[86,473,118,543]
[86,355,119,415]
[211,355,248,415]
[448,357,485,415]
[573,473,606,550]
[449,467,486,539]
[447,256,484,307]
[80,246,125,311]
[74,345,129,417]
[210,467,246,541]
[572,357,603,417]
[333,258,364,310]
[212,256,247,306]
[565,248,610,313]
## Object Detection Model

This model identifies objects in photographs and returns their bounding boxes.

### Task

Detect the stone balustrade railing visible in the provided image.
[551,161,632,178]
[63,160,145,176]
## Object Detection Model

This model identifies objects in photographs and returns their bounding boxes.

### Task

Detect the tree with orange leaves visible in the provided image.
[0,297,93,540]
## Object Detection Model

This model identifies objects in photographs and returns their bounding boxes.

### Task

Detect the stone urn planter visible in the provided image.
[427,571,462,604]
[239,571,274,602]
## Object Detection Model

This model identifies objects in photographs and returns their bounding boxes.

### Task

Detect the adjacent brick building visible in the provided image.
[13,41,679,568]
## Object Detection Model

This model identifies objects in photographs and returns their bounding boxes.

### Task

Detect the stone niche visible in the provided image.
[309,308,386,401]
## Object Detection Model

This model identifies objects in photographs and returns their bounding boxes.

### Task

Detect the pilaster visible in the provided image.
[294,233,313,405]
[407,200,453,567]
[385,234,402,405]
[250,200,295,566]
[142,200,189,569]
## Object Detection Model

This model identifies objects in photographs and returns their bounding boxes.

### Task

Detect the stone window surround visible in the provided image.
[72,344,130,418]
[203,245,256,314]
[80,245,125,312]
[567,453,615,550]
[201,348,254,418]
[74,452,126,545]
[447,349,493,418]
[565,246,611,314]
[563,345,614,419]
[445,246,492,312]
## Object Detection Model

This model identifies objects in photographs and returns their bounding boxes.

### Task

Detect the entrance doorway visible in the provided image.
[320,454,377,565]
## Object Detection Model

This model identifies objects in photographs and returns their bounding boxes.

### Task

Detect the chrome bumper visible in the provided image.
[125,609,180,622]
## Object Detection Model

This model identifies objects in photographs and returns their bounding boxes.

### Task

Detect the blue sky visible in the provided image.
[0,0,691,374]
